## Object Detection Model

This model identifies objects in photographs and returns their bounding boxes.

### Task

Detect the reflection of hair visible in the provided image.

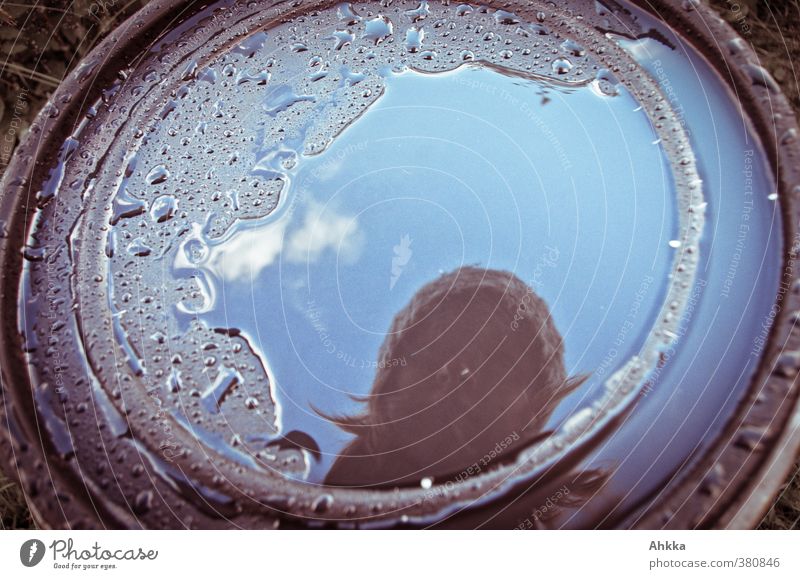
[324,266,586,487]
[514,468,610,529]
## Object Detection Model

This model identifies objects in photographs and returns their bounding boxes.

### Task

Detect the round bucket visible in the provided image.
[1,0,799,529]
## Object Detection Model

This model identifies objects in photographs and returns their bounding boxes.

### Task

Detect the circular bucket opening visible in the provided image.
[1,0,799,529]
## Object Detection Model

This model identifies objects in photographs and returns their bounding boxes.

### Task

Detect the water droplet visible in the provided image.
[494,9,519,25]
[145,164,169,185]
[150,194,178,222]
[167,367,183,393]
[741,63,779,93]
[337,3,362,26]
[201,366,243,414]
[133,489,154,514]
[561,39,586,57]
[681,0,700,11]
[551,58,572,74]
[775,351,800,378]
[126,238,153,257]
[734,426,766,451]
[456,4,473,17]
[363,16,393,45]
[236,69,271,85]
[232,31,268,59]
[405,27,424,53]
[405,1,431,23]
[332,29,354,50]
[264,85,316,116]
[780,128,797,145]
[311,493,334,513]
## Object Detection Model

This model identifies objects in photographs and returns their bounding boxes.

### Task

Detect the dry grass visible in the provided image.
[0,473,34,529]
[0,0,799,529]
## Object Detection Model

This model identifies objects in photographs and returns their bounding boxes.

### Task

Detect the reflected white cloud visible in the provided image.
[208,219,289,281]
[285,203,364,265]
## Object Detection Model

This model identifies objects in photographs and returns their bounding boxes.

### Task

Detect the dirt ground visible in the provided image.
[1,0,799,529]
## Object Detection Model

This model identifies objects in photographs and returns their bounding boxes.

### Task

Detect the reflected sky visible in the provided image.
[181,63,676,482]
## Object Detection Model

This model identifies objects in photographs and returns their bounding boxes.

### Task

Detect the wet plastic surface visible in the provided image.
[1,0,799,529]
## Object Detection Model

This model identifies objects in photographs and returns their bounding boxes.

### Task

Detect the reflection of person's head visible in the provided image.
[324,266,585,487]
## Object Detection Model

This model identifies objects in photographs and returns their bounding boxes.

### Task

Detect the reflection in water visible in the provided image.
[511,469,610,529]
[192,64,674,484]
[13,0,786,528]
[324,266,587,487]
[150,4,779,519]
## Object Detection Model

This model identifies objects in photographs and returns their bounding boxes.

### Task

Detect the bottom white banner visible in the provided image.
[1,530,798,578]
